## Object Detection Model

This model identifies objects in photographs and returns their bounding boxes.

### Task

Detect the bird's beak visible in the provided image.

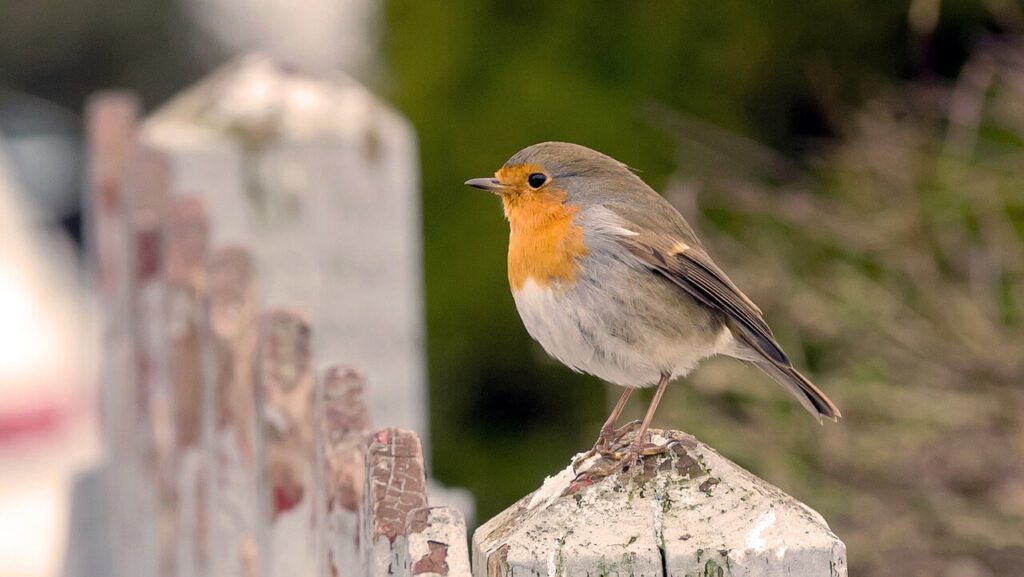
[464,177,507,193]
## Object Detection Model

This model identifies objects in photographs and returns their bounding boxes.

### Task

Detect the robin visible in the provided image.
[466,142,840,471]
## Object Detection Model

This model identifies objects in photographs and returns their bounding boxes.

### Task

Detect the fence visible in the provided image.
[78,55,847,577]
[83,56,468,577]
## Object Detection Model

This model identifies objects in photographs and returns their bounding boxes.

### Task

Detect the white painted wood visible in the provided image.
[163,195,214,577]
[140,54,429,466]
[84,91,143,577]
[257,309,317,577]
[403,506,472,577]
[473,429,847,577]
[208,246,263,577]
[315,367,371,577]
[122,143,171,577]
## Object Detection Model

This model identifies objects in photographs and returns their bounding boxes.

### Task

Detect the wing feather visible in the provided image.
[599,199,841,421]
[621,233,790,366]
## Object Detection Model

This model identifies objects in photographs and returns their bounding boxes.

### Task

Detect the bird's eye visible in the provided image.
[527,173,548,189]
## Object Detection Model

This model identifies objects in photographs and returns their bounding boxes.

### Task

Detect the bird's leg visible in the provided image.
[595,387,634,452]
[573,387,634,471]
[620,371,672,469]
[574,374,673,478]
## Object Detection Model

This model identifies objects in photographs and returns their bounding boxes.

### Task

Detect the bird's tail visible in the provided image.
[752,360,841,422]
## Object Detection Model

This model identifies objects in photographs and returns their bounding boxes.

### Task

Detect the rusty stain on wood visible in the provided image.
[404,506,471,577]
[85,91,141,289]
[86,90,146,576]
[411,541,449,575]
[164,195,212,573]
[259,309,315,518]
[318,366,372,576]
[166,197,209,449]
[322,368,370,513]
[124,143,176,577]
[365,429,427,543]
[209,246,262,577]
[363,428,428,577]
[485,544,510,577]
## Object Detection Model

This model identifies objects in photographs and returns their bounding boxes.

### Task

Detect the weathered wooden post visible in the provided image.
[403,507,472,577]
[163,195,215,577]
[84,91,143,577]
[85,52,464,577]
[473,429,847,577]
[137,56,451,572]
[140,54,429,453]
[113,137,219,577]
[362,429,429,577]
[316,367,372,576]
[208,246,263,577]
[258,309,317,577]
[90,91,210,577]
[122,142,172,577]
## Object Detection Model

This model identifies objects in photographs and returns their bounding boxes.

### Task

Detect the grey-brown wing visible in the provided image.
[621,233,790,366]
[603,196,705,251]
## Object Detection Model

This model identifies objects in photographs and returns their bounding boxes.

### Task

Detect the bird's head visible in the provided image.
[465,141,636,216]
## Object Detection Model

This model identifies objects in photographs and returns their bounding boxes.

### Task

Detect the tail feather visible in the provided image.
[752,360,842,422]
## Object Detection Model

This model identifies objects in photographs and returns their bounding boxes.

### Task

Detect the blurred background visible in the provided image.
[1,1,1023,576]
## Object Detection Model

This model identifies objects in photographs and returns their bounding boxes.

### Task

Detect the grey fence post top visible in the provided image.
[473,429,847,577]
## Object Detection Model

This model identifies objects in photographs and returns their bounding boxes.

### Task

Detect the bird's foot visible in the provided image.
[608,420,642,445]
[573,428,678,479]
[572,420,642,471]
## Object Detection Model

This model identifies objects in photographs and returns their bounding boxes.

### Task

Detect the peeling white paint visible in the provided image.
[404,507,471,577]
[745,509,777,551]
[527,464,576,510]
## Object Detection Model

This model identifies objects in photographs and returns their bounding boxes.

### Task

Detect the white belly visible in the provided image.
[511,277,732,387]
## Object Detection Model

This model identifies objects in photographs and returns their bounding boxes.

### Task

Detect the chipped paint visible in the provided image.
[526,463,577,510]
[745,509,777,551]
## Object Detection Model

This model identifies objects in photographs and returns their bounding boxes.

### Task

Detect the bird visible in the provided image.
[465,142,840,472]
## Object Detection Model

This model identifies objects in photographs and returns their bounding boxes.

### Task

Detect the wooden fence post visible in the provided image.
[473,429,847,577]
[123,142,172,577]
[362,429,429,577]
[258,309,317,577]
[84,90,142,577]
[163,195,214,577]
[208,246,263,577]
[141,54,429,452]
[315,367,372,576]
[403,507,472,577]
[85,57,464,577]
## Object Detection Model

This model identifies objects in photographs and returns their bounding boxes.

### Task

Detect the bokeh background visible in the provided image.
[2,1,1023,576]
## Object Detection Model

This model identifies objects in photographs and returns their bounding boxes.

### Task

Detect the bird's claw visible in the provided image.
[573,430,679,479]
[574,419,645,471]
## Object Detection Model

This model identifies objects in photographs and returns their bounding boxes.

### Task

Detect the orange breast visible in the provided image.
[503,188,588,292]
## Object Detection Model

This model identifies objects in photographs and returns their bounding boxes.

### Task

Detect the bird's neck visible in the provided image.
[504,193,588,292]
